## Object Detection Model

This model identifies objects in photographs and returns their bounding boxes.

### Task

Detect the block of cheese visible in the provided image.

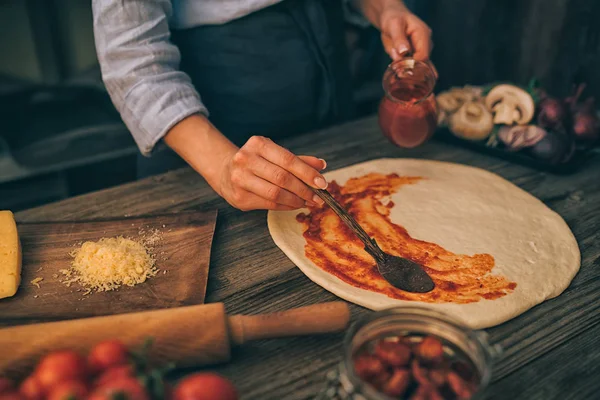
[0,210,22,299]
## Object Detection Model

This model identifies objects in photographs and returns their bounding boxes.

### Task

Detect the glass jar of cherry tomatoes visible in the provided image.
[319,307,500,400]
[378,59,438,148]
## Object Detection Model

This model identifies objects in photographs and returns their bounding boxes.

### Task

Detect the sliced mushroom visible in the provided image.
[485,84,535,125]
[449,101,494,140]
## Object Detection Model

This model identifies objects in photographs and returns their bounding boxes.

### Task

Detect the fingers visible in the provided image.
[230,188,298,211]
[225,136,330,211]
[298,155,327,171]
[381,10,433,62]
[250,155,320,205]
[246,136,328,190]
[381,33,394,59]
[384,17,410,60]
[238,173,307,209]
[409,25,433,61]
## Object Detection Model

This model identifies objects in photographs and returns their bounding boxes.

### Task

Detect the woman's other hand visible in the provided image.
[165,115,327,212]
[219,136,327,211]
[377,1,433,61]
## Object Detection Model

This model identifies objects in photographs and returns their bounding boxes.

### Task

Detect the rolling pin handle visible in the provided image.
[227,301,350,346]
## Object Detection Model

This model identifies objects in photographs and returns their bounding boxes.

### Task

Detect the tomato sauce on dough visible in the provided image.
[296,173,516,303]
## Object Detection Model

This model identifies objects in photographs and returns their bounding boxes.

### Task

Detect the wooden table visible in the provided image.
[16,116,600,399]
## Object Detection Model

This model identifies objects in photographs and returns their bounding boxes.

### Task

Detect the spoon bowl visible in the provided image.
[312,188,435,293]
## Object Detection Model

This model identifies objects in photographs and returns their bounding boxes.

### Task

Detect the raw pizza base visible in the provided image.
[267,158,580,329]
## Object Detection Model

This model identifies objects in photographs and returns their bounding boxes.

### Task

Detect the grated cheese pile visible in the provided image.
[61,236,157,292]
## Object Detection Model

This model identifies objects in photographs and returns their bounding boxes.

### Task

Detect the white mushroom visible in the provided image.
[436,92,462,113]
[436,86,482,112]
[485,84,535,125]
[462,85,484,99]
[449,101,494,140]
[448,89,473,104]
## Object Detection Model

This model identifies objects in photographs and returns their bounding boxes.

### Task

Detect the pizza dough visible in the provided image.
[267,158,580,329]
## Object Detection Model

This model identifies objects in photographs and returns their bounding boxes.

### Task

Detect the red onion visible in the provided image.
[565,84,586,112]
[565,84,600,143]
[530,130,574,164]
[572,108,600,142]
[537,97,566,130]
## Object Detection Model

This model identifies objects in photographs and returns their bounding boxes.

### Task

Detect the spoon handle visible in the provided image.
[312,188,385,261]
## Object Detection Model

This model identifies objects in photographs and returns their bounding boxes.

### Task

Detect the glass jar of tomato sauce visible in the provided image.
[318,307,501,400]
[378,59,438,148]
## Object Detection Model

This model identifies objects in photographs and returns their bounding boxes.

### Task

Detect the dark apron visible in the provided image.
[137,0,355,178]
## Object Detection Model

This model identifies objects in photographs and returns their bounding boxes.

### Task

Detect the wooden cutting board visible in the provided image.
[0,211,217,327]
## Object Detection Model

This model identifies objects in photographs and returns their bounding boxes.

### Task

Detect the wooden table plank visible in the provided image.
[487,321,600,400]
[15,115,600,399]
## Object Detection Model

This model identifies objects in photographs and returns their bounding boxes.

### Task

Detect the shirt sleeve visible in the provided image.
[92,0,208,156]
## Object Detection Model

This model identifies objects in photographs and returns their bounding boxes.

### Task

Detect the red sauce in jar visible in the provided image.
[378,59,438,148]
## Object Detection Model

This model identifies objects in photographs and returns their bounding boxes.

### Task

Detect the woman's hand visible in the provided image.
[219,136,327,211]
[356,1,434,64]
[165,115,327,212]
[379,3,433,61]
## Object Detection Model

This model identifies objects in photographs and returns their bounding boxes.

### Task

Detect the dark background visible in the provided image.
[1,0,598,212]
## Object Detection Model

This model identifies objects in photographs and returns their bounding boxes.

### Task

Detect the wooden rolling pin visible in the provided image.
[0,301,350,378]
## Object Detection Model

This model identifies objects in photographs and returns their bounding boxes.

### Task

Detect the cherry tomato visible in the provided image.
[91,377,149,400]
[35,351,88,391]
[46,380,88,400]
[173,373,238,400]
[0,379,14,394]
[18,376,44,400]
[87,340,129,375]
[93,365,135,388]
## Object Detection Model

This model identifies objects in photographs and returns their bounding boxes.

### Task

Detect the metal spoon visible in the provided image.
[311,188,435,293]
